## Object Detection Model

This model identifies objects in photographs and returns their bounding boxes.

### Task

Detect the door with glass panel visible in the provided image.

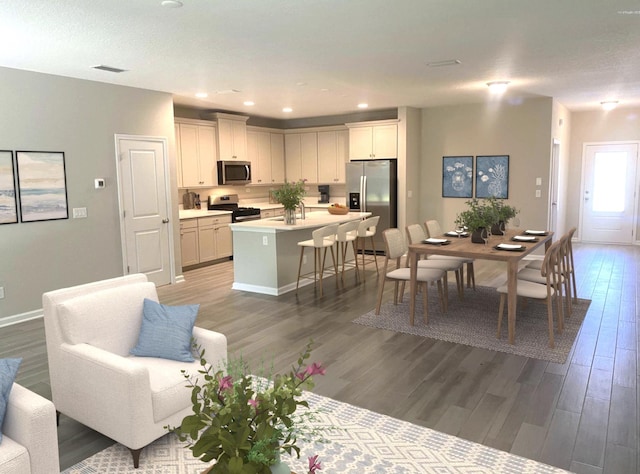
[581,143,638,243]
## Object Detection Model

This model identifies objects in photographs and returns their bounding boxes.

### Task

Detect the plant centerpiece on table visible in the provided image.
[169,340,326,474]
[486,196,519,235]
[455,198,498,243]
[272,180,307,224]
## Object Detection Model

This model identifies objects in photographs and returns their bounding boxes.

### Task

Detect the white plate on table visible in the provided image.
[494,243,525,251]
[512,235,537,242]
[445,231,469,237]
[524,229,548,235]
[423,238,450,245]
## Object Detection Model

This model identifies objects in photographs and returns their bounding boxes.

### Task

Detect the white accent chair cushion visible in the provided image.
[42,274,227,468]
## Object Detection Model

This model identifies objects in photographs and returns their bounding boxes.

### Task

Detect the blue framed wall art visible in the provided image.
[442,156,473,198]
[475,155,509,198]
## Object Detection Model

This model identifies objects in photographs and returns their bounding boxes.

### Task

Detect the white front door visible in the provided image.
[116,136,173,285]
[581,142,638,243]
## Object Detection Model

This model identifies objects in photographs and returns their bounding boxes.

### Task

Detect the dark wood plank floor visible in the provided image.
[2,243,637,473]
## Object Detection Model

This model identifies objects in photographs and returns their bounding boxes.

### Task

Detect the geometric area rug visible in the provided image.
[353,285,590,364]
[63,391,569,473]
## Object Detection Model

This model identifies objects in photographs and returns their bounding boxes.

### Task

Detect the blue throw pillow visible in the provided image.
[130,299,199,362]
[0,358,22,443]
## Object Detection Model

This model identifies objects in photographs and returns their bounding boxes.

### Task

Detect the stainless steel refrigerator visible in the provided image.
[346,159,397,253]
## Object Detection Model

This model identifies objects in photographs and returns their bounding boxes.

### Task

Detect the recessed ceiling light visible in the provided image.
[487,81,510,93]
[243,101,255,106]
[426,59,461,68]
[282,107,293,113]
[601,101,619,110]
[357,103,368,109]
[161,0,183,8]
[195,92,208,98]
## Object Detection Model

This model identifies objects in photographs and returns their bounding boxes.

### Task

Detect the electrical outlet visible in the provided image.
[0,287,4,299]
[262,236,268,245]
[536,177,542,186]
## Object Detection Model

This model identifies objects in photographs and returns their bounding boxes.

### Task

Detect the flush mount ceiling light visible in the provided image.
[243,101,255,106]
[161,0,183,7]
[282,107,293,113]
[601,100,619,110]
[195,92,208,98]
[357,103,369,109]
[487,81,510,93]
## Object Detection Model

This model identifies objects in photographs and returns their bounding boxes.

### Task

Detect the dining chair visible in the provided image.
[336,220,360,283]
[356,216,380,281]
[376,228,446,326]
[296,223,339,297]
[425,219,476,290]
[405,223,463,302]
[496,239,564,348]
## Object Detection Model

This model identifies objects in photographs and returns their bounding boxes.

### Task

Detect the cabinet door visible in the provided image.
[180,222,199,266]
[215,224,233,258]
[179,124,201,187]
[255,131,273,184]
[300,132,318,183]
[270,133,285,184]
[317,131,338,183]
[197,125,217,186]
[284,134,303,182]
[372,124,397,158]
[198,224,216,262]
[218,119,247,160]
[231,120,248,160]
[349,127,373,160]
[336,130,348,183]
[247,131,263,183]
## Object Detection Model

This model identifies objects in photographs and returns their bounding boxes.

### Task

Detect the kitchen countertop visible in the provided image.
[229,211,370,231]
[179,209,233,220]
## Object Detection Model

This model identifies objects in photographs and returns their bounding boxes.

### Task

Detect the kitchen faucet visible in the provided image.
[297,202,305,220]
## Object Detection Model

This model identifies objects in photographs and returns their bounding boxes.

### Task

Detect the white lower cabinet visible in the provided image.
[181,215,232,267]
[260,207,284,219]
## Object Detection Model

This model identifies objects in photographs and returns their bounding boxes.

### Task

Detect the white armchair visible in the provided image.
[42,274,227,468]
[0,383,60,474]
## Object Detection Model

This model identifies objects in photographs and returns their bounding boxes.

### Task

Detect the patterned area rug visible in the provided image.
[63,392,568,473]
[353,285,590,364]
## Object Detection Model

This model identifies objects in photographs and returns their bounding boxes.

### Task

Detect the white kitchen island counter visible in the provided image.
[230,211,370,295]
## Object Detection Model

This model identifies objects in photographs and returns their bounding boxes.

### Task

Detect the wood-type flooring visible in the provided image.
[1,242,637,473]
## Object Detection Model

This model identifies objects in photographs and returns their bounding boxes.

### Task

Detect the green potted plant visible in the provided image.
[169,340,326,474]
[486,196,519,235]
[272,180,307,224]
[455,199,498,243]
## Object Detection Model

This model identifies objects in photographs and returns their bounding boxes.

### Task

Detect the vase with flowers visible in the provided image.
[272,180,307,224]
[169,340,326,474]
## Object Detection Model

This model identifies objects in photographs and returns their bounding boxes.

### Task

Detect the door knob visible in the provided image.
[162,218,170,223]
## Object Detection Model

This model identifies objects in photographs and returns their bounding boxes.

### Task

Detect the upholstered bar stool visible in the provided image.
[296,223,339,297]
[425,219,476,290]
[336,220,360,283]
[356,216,380,281]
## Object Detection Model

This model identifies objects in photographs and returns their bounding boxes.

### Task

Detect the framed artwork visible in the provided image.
[442,156,473,198]
[16,151,69,222]
[475,155,509,198]
[0,150,18,225]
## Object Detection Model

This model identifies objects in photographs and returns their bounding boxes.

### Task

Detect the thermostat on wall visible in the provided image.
[94,178,105,189]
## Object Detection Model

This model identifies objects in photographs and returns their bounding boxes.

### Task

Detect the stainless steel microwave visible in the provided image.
[217,160,251,185]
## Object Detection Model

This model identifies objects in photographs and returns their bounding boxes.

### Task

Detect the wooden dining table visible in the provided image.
[408,228,554,345]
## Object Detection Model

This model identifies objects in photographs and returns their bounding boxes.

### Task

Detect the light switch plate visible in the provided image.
[73,207,88,218]
[536,177,542,186]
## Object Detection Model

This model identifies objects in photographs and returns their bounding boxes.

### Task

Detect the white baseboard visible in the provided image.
[0,309,43,328]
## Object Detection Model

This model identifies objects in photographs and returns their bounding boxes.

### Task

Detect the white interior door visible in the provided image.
[581,143,638,243]
[116,136,173,285]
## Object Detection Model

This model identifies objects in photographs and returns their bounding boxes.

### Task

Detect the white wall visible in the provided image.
[419,98,554,233]
[0,67,177,321]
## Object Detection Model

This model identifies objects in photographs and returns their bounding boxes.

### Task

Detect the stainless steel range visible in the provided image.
[207,194,261,222]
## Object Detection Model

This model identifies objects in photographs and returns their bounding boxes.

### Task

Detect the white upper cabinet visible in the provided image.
[285,132,318,183]
[347,121,398,160]
[212,113,249,161]
[247,129,285,185]
[176,120,218,188]
[270,133,285,184]
[317,130,348,183]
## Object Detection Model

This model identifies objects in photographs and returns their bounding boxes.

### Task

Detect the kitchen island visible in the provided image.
[229,211,371,295]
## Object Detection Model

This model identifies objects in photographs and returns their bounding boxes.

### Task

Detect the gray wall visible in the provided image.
[0,67,177,321]
[419,98,554,234]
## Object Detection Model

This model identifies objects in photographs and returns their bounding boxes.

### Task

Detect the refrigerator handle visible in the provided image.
[362,175,367,212]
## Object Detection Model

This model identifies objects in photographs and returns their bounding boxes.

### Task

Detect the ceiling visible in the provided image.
[2,0,640,119]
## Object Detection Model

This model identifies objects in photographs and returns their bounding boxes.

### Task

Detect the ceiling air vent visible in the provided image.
[92,65,127,73]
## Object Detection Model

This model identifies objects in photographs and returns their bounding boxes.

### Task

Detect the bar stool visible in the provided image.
[356,216,380,281]
[425,219,476,290]
[336,220,360,283]
[296,223,339,297]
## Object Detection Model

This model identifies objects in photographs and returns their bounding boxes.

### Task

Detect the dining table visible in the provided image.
[408,228,554,345]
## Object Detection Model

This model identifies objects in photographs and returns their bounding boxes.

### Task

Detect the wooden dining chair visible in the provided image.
[425,219,476,290]
[376,228,446,325]
[496,239,564,348]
